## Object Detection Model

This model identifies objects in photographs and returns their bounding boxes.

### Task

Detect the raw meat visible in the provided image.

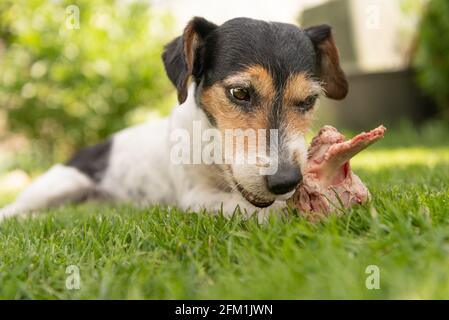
[287,125,386,221]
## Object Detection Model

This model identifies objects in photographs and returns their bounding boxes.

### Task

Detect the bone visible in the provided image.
[287,125,386,221]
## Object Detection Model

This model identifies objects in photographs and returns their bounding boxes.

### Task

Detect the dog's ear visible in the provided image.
[162,17,217,104]
[305,24,348,100]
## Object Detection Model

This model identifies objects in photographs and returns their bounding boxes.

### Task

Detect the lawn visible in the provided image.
[0,122,448,299]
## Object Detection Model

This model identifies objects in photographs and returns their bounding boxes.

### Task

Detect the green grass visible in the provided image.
[0,122,449,299]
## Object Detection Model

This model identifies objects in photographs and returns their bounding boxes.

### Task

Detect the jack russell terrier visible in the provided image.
[0,17,348,221]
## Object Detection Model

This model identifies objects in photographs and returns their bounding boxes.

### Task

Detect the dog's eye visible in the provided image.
[296,95,318,112]
[230,88,250,101]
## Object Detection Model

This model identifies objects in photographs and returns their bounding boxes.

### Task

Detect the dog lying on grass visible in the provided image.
[1,17,355,222]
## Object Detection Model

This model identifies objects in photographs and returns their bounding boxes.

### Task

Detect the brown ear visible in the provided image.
[162,17,217,104]
[305,24,348,100]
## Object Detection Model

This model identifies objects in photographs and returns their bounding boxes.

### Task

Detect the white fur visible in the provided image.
[0,87,308,221]
[286,133,309,174]
[0,165,93,221]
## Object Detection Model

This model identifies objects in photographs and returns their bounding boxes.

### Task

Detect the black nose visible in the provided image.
[266,165,302,195]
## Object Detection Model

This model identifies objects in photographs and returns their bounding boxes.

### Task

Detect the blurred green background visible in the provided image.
[415,0,449,119]
[0,0,175,159]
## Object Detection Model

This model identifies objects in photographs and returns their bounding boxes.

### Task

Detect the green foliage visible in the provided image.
[0,0,175,151]
[414,0,449,119]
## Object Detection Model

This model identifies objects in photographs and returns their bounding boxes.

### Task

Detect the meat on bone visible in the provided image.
[287,125,386,221]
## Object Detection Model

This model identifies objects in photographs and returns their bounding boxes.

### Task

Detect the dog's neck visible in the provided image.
[170,83,214,134]
[168,84,232,191]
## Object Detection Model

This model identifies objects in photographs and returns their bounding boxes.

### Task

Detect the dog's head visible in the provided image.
[163,17,348,208]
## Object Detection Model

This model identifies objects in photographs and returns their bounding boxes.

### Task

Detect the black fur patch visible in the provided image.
[201,18,317,89]
[66,139,112,182]
[162,17,218,104]
[162,17,318,105]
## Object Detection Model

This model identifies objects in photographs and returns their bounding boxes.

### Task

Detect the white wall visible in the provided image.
[151,0,422,72]
[151,0,327,30]
[350,0,419,72]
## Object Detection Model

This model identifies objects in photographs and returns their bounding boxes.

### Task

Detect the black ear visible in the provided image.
[162,17,217,104]
[305,24,348,100]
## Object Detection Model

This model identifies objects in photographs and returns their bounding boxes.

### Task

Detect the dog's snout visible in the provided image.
[266,165,302,195]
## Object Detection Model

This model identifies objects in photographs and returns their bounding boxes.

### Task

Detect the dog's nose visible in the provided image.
[266,165,302,195]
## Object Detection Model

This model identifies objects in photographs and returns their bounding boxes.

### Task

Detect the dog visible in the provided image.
[0,17,347,221]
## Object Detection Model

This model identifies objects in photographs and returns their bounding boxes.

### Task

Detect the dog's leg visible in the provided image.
[0,164,94,221]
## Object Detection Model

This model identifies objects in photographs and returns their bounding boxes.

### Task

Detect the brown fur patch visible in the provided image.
[283,73,321,104]
[282,72,321,135]
[316,37,348,100]
[201,65,275,132]
[201,65,276,159]
[182,22,198,75]
[175,21,199,103]
[201,68,321,163]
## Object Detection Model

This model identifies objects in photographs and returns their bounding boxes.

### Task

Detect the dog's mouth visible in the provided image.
[234,182,275,208]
